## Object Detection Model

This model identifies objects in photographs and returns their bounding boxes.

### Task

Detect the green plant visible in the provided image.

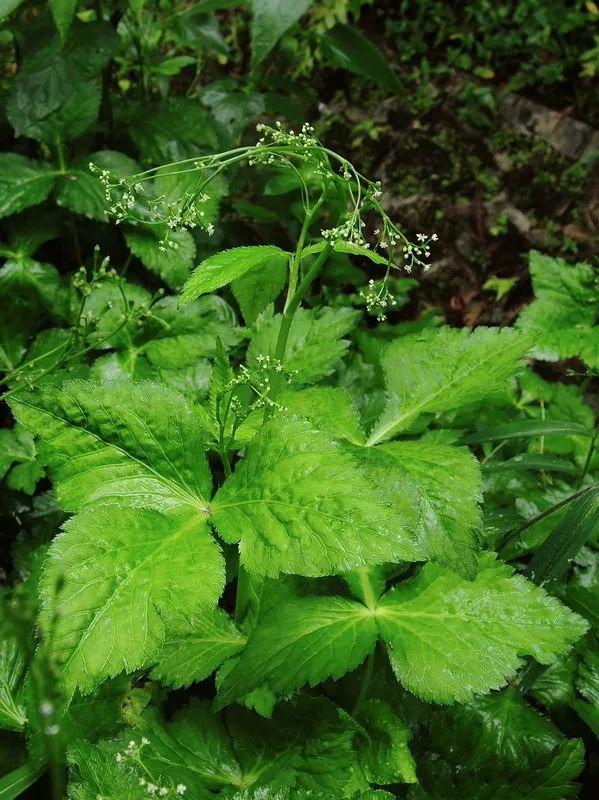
[1,121,597,799]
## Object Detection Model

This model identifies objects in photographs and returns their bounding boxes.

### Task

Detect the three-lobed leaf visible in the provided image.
[211,415,416,577]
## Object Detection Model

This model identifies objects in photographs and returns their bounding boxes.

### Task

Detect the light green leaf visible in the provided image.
[376,553,588,703]
[57,151,139,221]
[278,386,364,444]
[40,507,224,694]
[367,326,529,445]
[0,1,25,23]
[125,226,196,289]
[49,0,78,40]
[0,154,56,219]
[247,306,359,387]
[517,251,599,370]
[251,0,314,67]
[373,440,482,578]
[211,415,416,577]
[0,426,43,494]
[180,246,289,306]
[355,699,417,785]
[151,608,246,689]
[9,380,211,512]
[216,596,377,706]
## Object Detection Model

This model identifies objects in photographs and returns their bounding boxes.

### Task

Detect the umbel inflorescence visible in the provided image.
[91,122,437,321]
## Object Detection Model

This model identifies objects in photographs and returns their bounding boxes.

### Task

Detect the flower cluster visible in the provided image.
[226,354,294,414]
[359,278,398,322]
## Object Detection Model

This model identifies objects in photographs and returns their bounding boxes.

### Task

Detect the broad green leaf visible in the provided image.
[528,488,599,585]
[232,251,286,324]
[40,507,224,694]
[420,688,585,799]
[49,0,78,40]
[6,45,101,144]
[211,415,416,577]
[247,306,359,387]
[459,419,592,445]
[0,257,62,311]
[376,553,588,703]
[9,380,212,512]
[142,295,243,367]
[57,151,139,221]
[517,251,599,370]
[366,440,482,578]
[250,0,314,67]
[320,25,402,91]
[216,596,377,706]
[180,246,288,306]
[278,387,365,444]
[151,608,246,689]
[367,326,529,445]
[140,701,297,795]
[0,155,56,219]
[355,699,417,785]
[125,97,220,163]
[68,739,150,799]
[125,226,196,289]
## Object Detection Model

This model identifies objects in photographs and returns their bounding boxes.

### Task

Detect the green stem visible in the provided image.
[352,648,375,716]
[285,192,326,312]
[577,423,598,489]
[266,243,332,413]
[234,565,250,625]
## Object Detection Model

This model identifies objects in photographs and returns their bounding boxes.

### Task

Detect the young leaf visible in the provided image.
[459,419,592,445]
[216,596,377,706]
[367,326,529,445]
[151,608,246,689]
[302,239,390,265]
[376,553,588,703]
[40,507,225,694]
[247,306,360,387]
[0,154,56,219]
[250,0,314,67]
[179,246,289,306]
[232,251,286,324]
[9,380,212,513]
[211,415,416,577]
